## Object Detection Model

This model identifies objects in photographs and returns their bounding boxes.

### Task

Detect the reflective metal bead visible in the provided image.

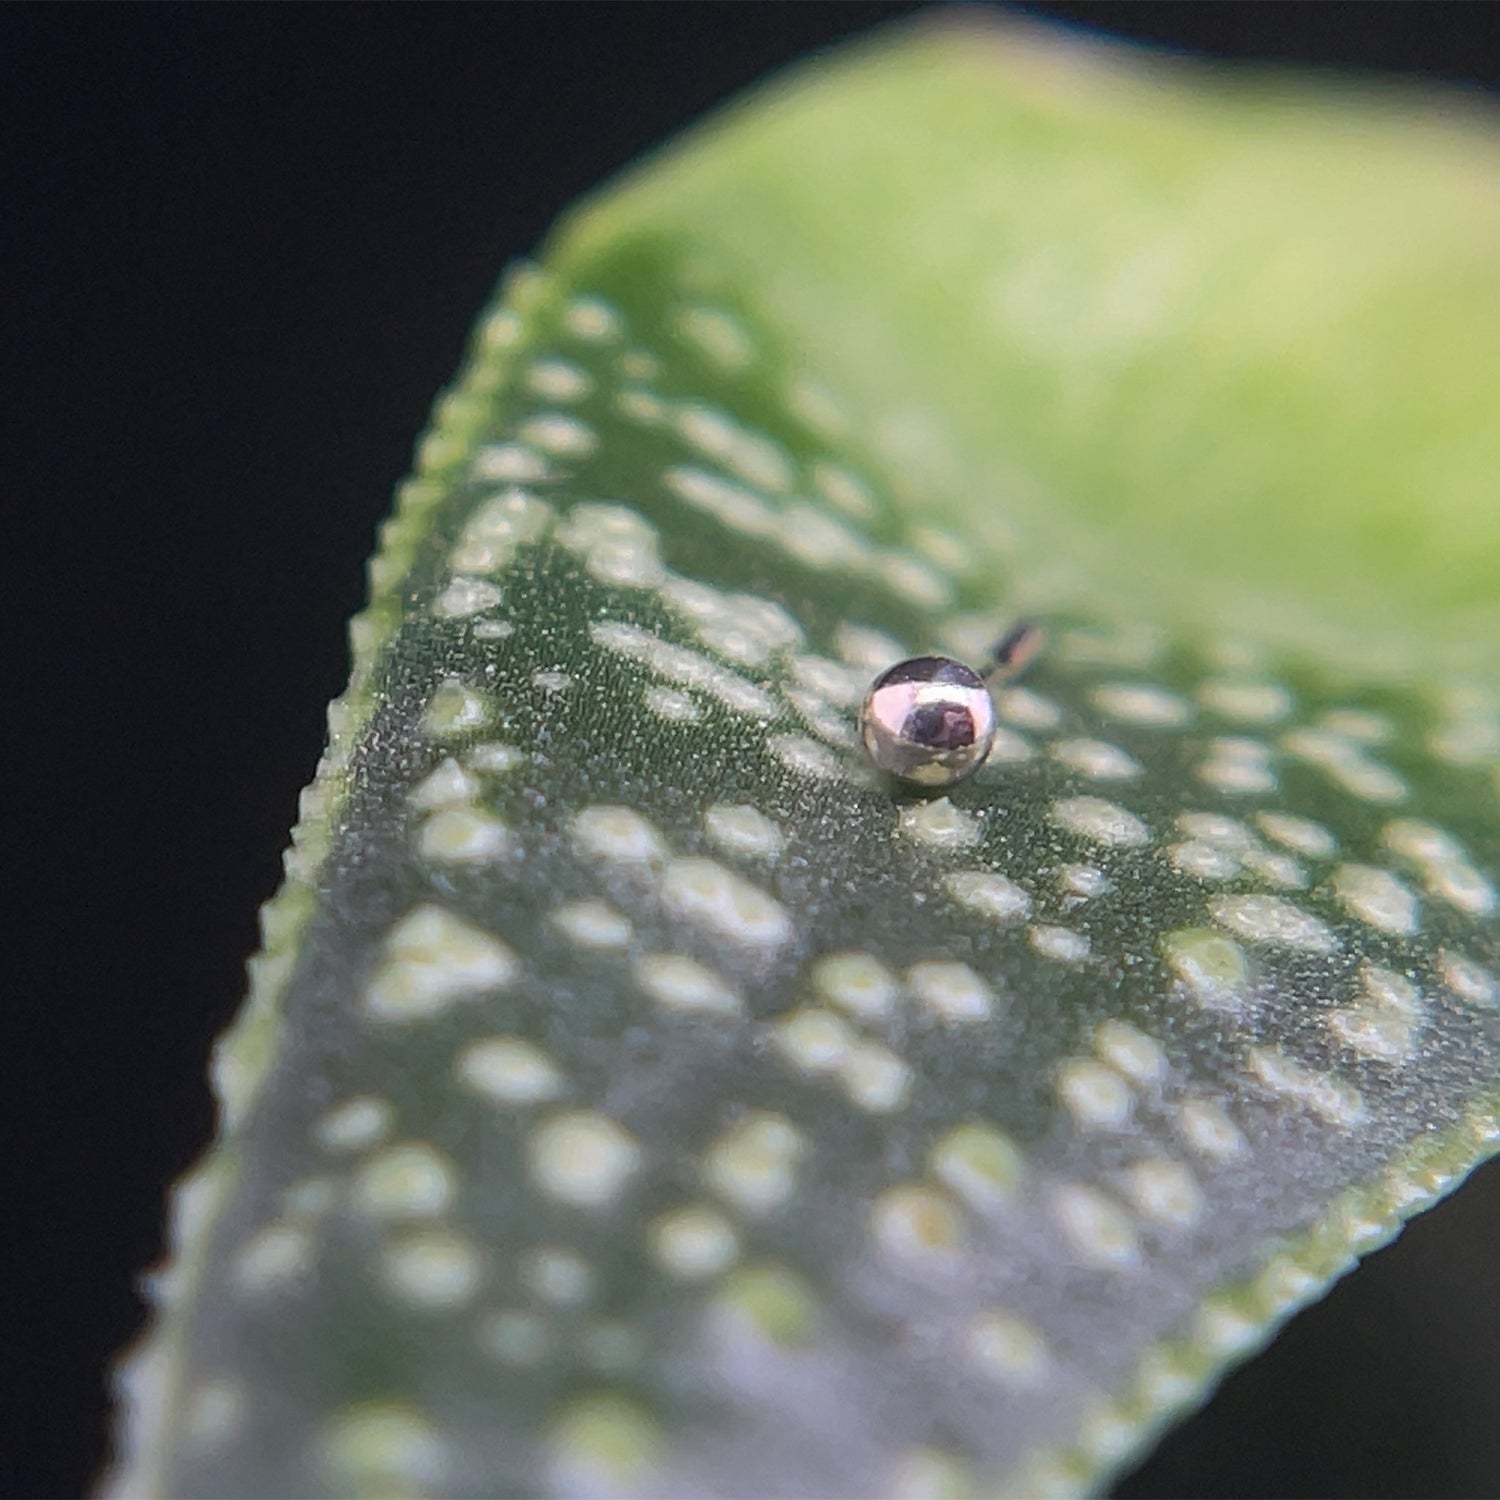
[859,655,996,788]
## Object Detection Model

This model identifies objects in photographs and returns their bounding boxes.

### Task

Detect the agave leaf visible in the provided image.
[106,16,1500,1499]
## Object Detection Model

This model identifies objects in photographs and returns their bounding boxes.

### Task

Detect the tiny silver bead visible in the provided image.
[859,656,996,789]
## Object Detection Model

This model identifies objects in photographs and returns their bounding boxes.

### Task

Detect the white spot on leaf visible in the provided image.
[1210,895,1339,954]
[906,961,996,1023]
[1052,796,1150,849]
[528,1112,642,1208]
[365,906,517,1023]
[457,1036,566,1106]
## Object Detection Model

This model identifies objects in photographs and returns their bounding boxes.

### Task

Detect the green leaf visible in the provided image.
[106,16,1500,1499]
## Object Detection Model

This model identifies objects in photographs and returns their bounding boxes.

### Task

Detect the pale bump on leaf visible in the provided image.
[107,17,1500,1500]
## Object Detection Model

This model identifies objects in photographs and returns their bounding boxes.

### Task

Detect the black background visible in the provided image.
[8,5,1500,1497]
